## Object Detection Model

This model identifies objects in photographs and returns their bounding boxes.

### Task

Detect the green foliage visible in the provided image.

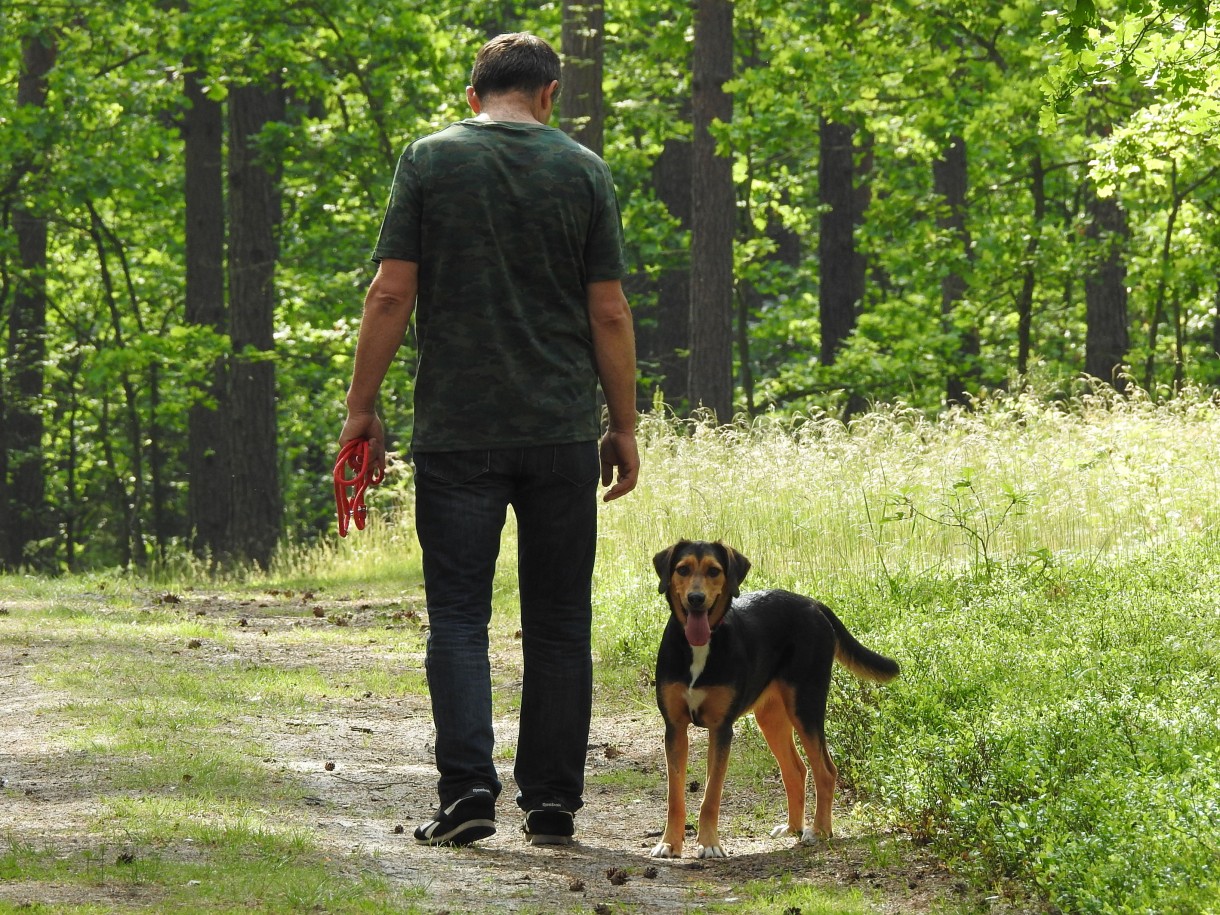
[869,553,1220,912]
[3,0,1220,572]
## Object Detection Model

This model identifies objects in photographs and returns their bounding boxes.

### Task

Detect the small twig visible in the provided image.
[325,772,411,790]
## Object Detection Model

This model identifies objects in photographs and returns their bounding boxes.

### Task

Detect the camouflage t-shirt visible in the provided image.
[372,119,627,452]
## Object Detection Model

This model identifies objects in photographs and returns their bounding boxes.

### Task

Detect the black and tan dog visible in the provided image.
[649,540,899,859]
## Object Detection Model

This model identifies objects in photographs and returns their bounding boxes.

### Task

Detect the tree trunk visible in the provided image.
[183,68,232,563]
[645,138,693,407]
[1084,193,1129,390]
[3,33,57,570]
[1016,153,1045,377]
[818,117,866,366]
[933,134,978,406]
[560,0,604,155]
[1212,279,1220,367]
[227,81,284,569]
[88,202,148,568]
[687,0,734,421]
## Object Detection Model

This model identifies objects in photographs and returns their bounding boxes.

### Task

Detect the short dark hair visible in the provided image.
[470,33,561,98]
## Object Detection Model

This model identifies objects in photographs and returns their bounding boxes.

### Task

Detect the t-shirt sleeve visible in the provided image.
[583,162,627,283]
[371,148,422,263]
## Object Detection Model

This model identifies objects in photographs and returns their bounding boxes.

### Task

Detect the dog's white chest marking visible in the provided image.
[689,644,710,683]
[685,645,711,713]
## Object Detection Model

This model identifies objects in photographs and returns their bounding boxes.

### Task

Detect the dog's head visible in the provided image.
[653,540,751,647]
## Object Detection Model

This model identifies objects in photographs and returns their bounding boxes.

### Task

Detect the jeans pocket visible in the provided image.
[550,442,600,487]
[414,450,491,485]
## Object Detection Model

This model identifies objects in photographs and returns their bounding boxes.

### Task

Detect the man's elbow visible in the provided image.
[592,307,632,335]
[589,292,633,332]
[365,260,418,317]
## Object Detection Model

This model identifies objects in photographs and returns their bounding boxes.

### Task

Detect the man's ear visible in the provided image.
[652,542,685,594]
[465,85,481,115]
[716,542,751,598]
[536,79,560,123]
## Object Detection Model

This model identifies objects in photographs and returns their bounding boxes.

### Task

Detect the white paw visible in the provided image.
[696,844,727,859]
[769,824,799,839]
[798,828,828,846]
[650,842,678,858]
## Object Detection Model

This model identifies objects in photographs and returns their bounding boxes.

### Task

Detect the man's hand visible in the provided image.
[599,429,639,501]
[339,410,387,475]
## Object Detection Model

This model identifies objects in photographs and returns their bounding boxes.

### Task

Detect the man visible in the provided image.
[338,33,639,848]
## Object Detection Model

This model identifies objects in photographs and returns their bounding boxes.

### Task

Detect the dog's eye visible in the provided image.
[706,568,721,578]
[675,566,693,577]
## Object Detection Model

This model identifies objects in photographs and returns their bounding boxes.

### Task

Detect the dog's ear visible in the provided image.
[653,542,685,594]
[717,542,751,598]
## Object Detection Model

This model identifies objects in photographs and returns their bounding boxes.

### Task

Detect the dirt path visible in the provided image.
[1,592,978,913]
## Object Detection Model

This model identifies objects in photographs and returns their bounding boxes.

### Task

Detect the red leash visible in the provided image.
[333,438,384,537]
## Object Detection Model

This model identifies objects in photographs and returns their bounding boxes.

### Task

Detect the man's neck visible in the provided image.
[472,101,543,125]
[467,85,553,125]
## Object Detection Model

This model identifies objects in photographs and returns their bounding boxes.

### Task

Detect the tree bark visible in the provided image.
[818,117,867,366]
[647,138,693,407]
[1212,279,1220,369]
[687,0,734,421]
[1084,192,1129,390]
[1016,153,1045,377]
[88,202,148,568]
[227,81,285,568]
[183,68,232,563]
[3,33,56,570]
[933,134,978,406]
[560,0,605,154]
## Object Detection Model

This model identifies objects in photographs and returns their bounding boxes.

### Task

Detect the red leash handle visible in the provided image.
[333,438,384,537]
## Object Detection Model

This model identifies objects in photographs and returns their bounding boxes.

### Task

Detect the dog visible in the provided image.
[649,540,899,859]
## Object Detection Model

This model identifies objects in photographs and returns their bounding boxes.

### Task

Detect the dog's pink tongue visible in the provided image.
[685,611,711,647]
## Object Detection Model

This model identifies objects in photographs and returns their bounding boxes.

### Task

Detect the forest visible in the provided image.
[2,0,1218,571]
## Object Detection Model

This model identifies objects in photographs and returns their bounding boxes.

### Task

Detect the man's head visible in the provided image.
[470,33,561,100]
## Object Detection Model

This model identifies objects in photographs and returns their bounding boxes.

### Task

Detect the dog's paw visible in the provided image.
[798,828,829,846]
[649,841,679,858]
[695,843,727,859]
[769,824,800,839]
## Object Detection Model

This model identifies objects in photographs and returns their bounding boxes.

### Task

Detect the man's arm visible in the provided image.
[587,279,639,501]
[339,258,418,472]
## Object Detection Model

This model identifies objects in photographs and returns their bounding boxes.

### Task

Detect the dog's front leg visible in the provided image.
[694,723,734,858]
[651,716,689,858]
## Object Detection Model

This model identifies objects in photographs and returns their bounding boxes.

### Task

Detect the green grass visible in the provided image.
[708,875,875,914]
[0,823,422,913]
[4,389,1220,912]
[0,598,432,914]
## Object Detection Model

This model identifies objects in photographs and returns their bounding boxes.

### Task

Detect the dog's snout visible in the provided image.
[687,591,706,609]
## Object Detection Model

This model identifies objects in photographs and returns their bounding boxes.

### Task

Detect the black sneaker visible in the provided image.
[413,787,497,846]
[522,802,575,846]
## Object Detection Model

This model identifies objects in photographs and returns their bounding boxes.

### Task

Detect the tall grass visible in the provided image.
[234,383,1220,603]
[594,386,1220,591]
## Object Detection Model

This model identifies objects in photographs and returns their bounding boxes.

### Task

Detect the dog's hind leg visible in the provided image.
[753,686,808,840]
[794,724,838,840]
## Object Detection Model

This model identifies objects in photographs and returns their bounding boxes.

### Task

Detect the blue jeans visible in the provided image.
[412,442,599,813]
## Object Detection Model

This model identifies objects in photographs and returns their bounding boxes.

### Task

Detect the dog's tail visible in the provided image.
[822,604,900,683]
